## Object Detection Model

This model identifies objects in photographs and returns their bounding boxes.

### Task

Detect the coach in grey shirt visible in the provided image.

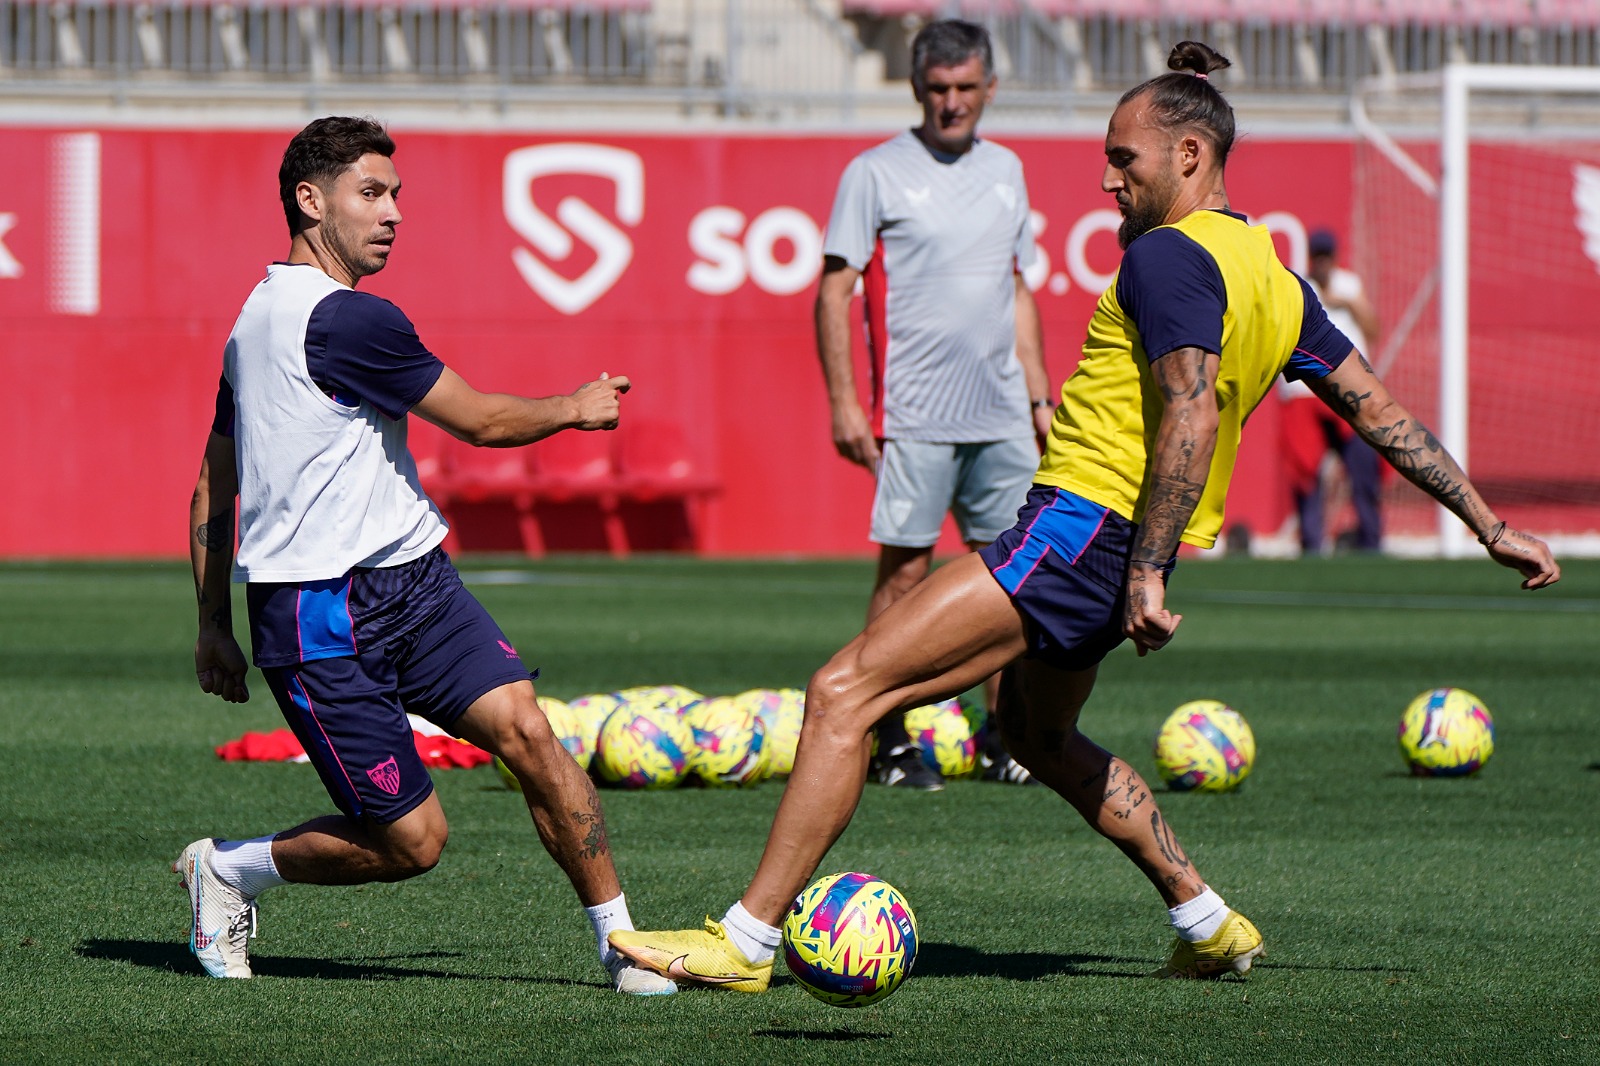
[814,18,1053,791]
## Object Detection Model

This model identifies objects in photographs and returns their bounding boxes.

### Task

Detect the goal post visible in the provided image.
[1352,65,1600,558]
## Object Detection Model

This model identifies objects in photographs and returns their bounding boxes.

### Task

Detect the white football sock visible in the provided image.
[586,893,635,966]
[210,836,288,898]
[1168,887,1228,943]
[720,900,781,965]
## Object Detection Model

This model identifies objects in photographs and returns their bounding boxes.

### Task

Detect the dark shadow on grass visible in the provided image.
[76,939,586,985]
[753,1030,890,1042]
[912,941,1146,980]
[1585,762,1600,773]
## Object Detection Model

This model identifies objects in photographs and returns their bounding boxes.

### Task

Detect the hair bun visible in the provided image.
[1167,41,1231,78]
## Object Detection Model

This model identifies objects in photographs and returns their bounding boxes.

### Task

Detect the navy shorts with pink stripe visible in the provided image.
[978,485,1172,672]
[249,549,532,823]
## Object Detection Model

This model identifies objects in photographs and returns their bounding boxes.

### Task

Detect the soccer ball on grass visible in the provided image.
[1153,699,1256,792]
[782,871,918,1008]
[1398,687,1495,776]
[684,696,768,787]
[904,698,977,778]
[568,693,622,758]
[594,703,696,789]
[734,687,805,777]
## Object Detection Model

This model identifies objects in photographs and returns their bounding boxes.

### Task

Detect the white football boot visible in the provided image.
[174,838,257,979]
[605,951,679,996]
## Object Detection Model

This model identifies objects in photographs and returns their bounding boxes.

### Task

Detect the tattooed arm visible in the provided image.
[1307,351,1560,589]
[191,430,250,702]
[1124,347,1222,655]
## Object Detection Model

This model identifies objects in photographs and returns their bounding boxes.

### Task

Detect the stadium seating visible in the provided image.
[427,424,718,557]
[614,419,720,554]
[5,0,1597,103]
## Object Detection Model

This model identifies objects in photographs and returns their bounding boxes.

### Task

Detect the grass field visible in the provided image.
[2,555,1597,1065]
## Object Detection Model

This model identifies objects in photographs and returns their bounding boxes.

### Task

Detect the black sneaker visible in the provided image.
[980,752,1037,785]
[877,745,944,791]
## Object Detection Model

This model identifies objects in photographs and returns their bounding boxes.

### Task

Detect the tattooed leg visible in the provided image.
[1000,660,1206,906]
[456,683,623,906]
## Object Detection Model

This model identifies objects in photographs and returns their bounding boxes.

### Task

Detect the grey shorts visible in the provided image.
[870,437,1039,549]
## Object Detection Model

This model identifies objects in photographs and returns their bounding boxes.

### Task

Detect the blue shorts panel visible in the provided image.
[261,583,533,824]
[978,485,1172,671]
[247,547,465,669]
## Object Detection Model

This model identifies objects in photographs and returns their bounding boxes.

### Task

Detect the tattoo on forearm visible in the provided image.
[571,797,611,861]
[195,510,233,550]
[1132,472,1206,568]
[1359,417,1486,524]
[196,579,231,631]
[1136,351,1216,569]
[1311,360,1490,527]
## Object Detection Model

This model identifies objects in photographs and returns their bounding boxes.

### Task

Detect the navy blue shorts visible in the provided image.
[259,579,531,824]
[978,485,1172,672]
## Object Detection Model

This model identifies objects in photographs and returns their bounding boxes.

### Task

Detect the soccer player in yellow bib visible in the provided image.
[611,41,1561,988]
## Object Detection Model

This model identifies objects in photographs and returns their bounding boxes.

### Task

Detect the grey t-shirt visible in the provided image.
[823,130,1037,442]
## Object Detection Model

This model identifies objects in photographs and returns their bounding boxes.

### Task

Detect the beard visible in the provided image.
[1117,173,1180,249]
[325,216,391,280]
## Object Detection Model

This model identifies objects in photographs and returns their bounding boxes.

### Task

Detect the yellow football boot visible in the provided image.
[1153,910,1264,979]
[609,918,772,993]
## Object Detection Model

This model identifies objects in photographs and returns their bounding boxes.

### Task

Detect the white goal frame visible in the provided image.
[1354,64,1600,557]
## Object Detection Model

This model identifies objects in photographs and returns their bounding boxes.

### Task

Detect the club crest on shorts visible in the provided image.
[366,756,402,796]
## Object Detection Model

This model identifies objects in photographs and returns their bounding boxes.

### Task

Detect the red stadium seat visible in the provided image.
[613,419,720,554]
[434,440,540,554]
[527,429,627,556]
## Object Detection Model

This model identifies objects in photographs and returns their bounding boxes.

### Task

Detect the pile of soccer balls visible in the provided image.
[495,684,807,792]
[496,685,991,792]
[1151,686,1497,794]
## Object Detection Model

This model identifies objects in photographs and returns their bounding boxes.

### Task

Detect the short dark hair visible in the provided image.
[278,116,395,236]
[1118,41,1236,164]
[910,19,993,90]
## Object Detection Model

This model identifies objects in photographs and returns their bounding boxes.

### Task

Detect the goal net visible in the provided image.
[1352,66,1600,557]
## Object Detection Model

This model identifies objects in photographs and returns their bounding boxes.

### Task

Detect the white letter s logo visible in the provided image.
[503,144,643,315]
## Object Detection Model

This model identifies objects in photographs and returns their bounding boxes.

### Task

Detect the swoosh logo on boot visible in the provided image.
[665,955,746,984]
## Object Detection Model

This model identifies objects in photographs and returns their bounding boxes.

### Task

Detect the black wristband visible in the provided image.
[1477,521,1507,547]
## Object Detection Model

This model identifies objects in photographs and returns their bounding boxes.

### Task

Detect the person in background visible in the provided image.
[1279,228,1383,554]
[815,19,1052,790]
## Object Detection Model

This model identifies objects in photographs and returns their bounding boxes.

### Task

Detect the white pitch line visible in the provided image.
[462,569,867,595]
[1179,589,1599,614]
[461,569,1595,614]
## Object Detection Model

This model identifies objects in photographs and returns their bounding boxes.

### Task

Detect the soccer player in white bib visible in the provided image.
[178,117,674,994]
[816,19,1054,790]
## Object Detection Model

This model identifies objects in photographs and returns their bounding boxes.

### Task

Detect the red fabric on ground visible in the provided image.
[216,728,491,768]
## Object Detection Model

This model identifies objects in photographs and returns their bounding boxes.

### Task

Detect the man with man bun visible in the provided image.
[609,42,1560,990]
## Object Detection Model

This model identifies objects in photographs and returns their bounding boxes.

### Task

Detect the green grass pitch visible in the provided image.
[1,556,1597,1064]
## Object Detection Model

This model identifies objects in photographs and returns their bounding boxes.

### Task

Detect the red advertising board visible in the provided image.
[0,126,1354,558]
